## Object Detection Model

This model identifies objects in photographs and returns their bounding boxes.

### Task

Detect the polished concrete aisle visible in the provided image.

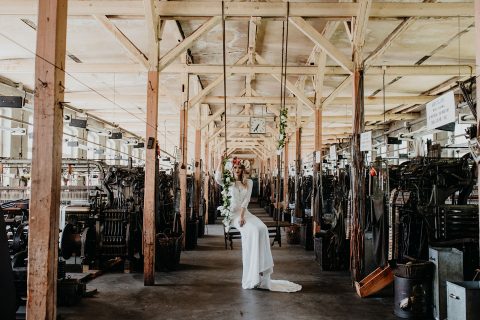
[59,216,396,320]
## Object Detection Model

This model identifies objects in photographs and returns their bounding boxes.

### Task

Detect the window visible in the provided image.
[132,148,141,165]
[105,139,116,165]
[0,109,12,158]
[62,126,78,159]
[87,132,99,160]
[27,114,33,159]
[120,143,129,165]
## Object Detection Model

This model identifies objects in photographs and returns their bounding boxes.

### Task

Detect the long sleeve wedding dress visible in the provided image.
[215,172,301,292]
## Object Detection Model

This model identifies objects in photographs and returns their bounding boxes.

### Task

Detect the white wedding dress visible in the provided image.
[216,172,302,292]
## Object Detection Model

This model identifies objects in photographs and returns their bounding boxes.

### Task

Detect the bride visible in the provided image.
[215,155,301,292]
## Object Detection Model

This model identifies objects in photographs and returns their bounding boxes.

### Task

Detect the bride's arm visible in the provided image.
[214,155,224,186]
[239,180,253,227]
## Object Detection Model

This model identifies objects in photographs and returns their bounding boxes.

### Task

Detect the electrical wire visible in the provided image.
[0,32,178,154]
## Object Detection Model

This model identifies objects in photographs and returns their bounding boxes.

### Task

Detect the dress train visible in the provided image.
[232,212,302,293]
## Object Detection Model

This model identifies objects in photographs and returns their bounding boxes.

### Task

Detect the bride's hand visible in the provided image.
[239,216,246,227]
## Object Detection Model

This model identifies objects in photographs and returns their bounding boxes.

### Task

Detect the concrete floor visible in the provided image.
[58,208,396,320]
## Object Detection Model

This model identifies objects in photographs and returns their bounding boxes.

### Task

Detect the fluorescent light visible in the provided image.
[0,127,27,135]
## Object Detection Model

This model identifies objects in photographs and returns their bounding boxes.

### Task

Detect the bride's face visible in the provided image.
[233,165,243,178]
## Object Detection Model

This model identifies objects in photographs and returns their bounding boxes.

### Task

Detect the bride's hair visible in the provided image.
[233,164,248,188]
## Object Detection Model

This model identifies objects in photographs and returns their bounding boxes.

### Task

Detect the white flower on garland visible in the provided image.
[217,158,234,230]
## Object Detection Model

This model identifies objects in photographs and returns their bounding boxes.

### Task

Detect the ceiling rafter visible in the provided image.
[93,15,149,69]
[0,60,475,76]
[187,55,249,109]
[159,16,222,71]
[255,53,315,111]
[2,1,474,18]
[290,17,354,73]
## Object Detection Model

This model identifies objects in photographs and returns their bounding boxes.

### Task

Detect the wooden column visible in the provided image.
[203,130,210,224]
[314,108,323,152]
[179,66,189,247]
[475,0,480,262]
[313,104,323,233]
[350,67,366,281]
[194,128,201,218]
[295,127,302,218]
[143,70,159,285]
[270,157,275,203]
[283,138,289,207]
[27,0,68,318]
[179,107,188,247]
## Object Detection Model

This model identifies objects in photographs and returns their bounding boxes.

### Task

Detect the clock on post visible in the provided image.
[250,117,266,134]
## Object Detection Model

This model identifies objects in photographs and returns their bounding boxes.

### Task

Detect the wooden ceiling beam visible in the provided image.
[93,15,149,68]
[255,54,315,111]
[65,92,436,107]
[0,60,474,76]
[290,17,354,73]
[159,16,221,71]
[2,1,473,18]
[322,75,353,108]
[352,0,372,66]
[209,113,418,123]
[157,2,473,19]
[143,0,160,68]
[187,54,249,109]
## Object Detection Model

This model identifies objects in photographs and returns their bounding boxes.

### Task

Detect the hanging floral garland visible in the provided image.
[277,107,288,151]
[217,158,233,229]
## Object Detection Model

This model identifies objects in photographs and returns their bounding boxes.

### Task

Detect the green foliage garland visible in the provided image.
[277,107,288,150]
[217,158,233,229]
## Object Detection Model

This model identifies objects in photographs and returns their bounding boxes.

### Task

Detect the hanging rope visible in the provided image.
[222,1,228,153]
[282,3,290,114]
[275,3,290,227]
[280,22,285,116]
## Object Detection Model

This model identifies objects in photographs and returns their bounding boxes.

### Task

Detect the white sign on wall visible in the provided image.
[426,91,456,130]
[329,145,336,160]
[360,131,372,151]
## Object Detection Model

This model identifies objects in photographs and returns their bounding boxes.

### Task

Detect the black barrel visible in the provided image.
[300,217,314,251]
[185,219,199,250]
[197,215,205,238]
[394,261,434,319]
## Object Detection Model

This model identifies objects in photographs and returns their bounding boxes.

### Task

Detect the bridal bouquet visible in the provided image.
[217,158,233,230]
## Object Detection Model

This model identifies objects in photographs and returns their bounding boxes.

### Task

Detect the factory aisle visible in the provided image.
[58,209,395,320]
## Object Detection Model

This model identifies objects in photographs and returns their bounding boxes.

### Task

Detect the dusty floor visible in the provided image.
[58,207,396,320]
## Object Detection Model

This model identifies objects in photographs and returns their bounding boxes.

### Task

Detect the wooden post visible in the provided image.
[313,105,323,233]
[143,70,159,285]
[350,67,366,281]
[179,107,188,248]
[295,127,302,219]
[194,128,201,218]
[475,0,480,262]
[179,64,189,247]
[27,0,68,318]
[270,157,275,203]
[203,131,210,224]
